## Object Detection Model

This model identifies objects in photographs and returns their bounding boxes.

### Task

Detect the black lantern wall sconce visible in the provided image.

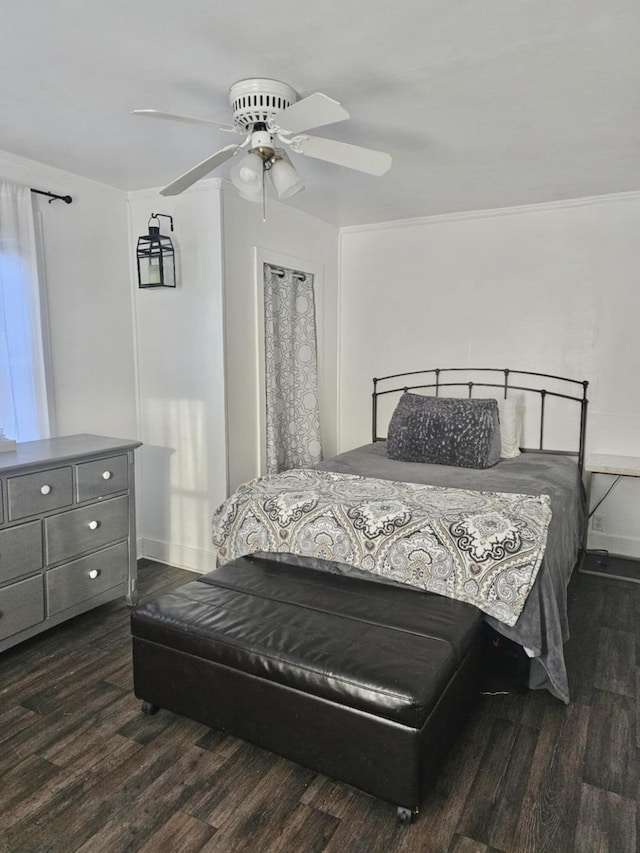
[136,213,176,288]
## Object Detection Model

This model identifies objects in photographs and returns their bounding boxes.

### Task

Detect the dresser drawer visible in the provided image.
[76,454,129,503]
[0,521,43,584]
[46,542,128,616]
[7,466,73,521]
[0,575,44,641]
[45,495,129,565]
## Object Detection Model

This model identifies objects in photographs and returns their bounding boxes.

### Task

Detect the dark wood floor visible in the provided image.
[0,555,637,853]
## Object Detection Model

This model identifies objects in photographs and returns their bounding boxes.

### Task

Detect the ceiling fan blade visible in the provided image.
[291,135,392,176]
[160,144,239,196]
[133,109,237,133]
[275,93,349,134]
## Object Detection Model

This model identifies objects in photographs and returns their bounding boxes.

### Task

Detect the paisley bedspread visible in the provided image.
[211,469,552,627]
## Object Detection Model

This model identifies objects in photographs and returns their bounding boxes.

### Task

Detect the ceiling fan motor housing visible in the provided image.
[229,78,297,130]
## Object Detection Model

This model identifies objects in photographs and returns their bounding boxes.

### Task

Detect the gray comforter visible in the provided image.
[213,469,553,627]
[300,444,585,703]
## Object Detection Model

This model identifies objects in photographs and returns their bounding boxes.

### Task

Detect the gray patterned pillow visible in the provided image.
[386,394,502,468]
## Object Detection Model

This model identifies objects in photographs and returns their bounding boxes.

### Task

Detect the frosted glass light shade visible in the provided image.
[270,159,305,199]
[230,152,263,193]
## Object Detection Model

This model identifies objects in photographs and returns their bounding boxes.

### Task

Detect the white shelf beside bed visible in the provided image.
[582,453,640,584]
[586,454,640,478]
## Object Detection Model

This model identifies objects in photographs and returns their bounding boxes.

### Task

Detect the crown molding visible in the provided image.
[340,190,640,235]
[0,147,128,200]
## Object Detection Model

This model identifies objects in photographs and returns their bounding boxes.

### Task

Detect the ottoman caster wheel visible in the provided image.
[396,806,413,823]
[141,700,160,716]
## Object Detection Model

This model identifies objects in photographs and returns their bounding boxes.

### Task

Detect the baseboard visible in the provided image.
[580,551,640,584]
[139,538,217,574]
[586,530,640,560]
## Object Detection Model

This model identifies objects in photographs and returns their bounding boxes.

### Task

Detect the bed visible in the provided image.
[213,368,588,704]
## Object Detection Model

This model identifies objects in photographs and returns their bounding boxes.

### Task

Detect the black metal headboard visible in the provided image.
[372,367,589,474]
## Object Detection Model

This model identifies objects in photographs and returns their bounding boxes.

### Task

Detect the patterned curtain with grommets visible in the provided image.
[263,263,322,473]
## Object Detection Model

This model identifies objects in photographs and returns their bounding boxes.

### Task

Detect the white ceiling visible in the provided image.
[2,1,640,227]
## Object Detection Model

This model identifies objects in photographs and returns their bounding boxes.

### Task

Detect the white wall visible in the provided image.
[9,141,638,564]
[222,182,340,493]
[339,192,640,557]
[129,182,226,573]
[128,179,339,571]
[0,149,137,441]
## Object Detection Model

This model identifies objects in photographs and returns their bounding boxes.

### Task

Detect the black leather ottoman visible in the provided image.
[131,556,483,820]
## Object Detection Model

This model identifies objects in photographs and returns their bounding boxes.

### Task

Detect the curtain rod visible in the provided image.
[268,265,308,281]
[30,188,73,204]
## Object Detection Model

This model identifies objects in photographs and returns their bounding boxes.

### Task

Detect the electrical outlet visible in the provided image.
[592,514,604,532]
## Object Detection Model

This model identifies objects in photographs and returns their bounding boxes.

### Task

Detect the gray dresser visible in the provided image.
[0,434,141,652]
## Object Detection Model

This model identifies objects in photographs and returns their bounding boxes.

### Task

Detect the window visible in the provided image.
[0,182,52,441]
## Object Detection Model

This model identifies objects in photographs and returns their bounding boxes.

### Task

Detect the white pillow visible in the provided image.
[497,398,523,458]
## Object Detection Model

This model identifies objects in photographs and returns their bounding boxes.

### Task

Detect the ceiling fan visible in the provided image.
[133,78,392,200]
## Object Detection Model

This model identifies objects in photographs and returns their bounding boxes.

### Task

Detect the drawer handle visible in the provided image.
[102,471,112,480]
[88,520,100,531]
[40,485,51,495]
[88,569,100,580]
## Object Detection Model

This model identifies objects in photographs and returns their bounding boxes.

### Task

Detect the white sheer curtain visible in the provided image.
[0,181,51,441]
[263,263,322,473]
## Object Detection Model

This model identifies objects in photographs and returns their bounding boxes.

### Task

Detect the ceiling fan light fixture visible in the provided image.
[136,78,391,197]
[229,151,263,193]
[269,158,305,199]
[249,128,275,159]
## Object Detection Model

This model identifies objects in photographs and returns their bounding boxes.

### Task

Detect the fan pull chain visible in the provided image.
[262,169,267,222]
[262,166,266,222]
